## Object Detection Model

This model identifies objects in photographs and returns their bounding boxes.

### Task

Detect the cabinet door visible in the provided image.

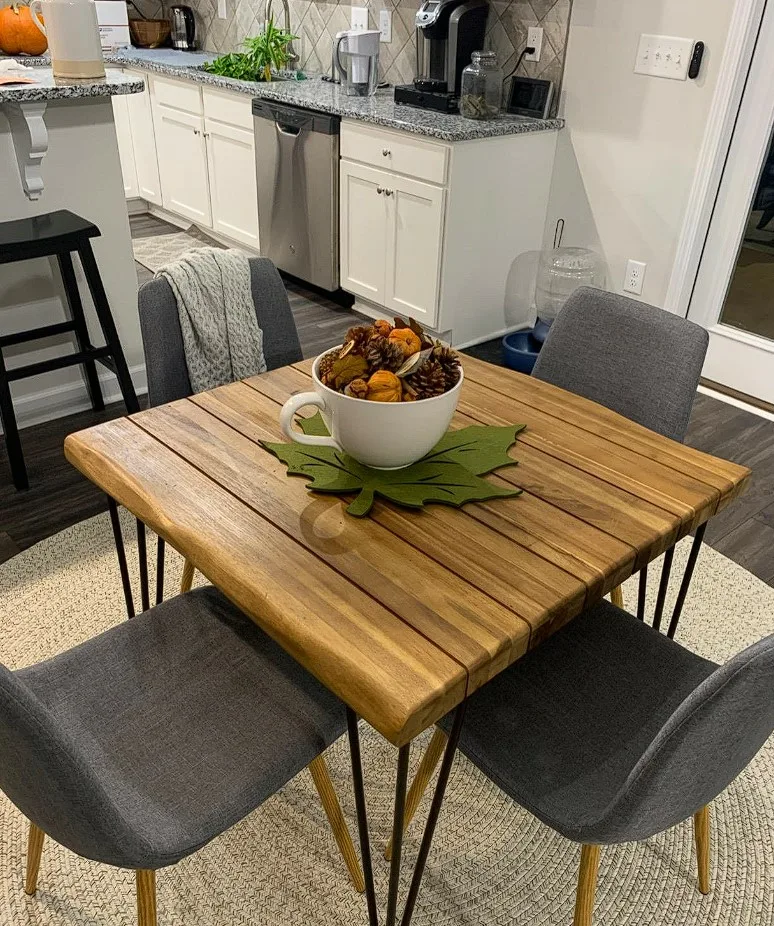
[385,175,445,326]
[205,119,259,249]
[126,71,162,206]
[340,161,390,303]
[154,104,211,226]
[112,93,138,199]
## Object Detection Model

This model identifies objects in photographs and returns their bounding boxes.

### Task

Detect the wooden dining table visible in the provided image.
[64,355,750,926]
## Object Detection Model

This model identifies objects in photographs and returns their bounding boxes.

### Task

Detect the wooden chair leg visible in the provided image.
[180,559,195,594]
[694,805,711,895]
[385,727,448,860]
[573,844,601,926]
[24,823,45,895]
[136,870,157,926]
[610,586,624,608]
[308,755,365,893]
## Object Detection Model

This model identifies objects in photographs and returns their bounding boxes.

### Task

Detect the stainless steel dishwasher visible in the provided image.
[252,100,340,291]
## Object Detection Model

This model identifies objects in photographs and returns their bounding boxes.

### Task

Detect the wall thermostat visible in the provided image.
[506,77,553,119]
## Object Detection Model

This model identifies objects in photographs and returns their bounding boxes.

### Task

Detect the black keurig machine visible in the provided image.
[394,0,489,113]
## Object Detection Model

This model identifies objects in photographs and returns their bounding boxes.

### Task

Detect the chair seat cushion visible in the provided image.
[17,587,346,869]
[440,601,717,844]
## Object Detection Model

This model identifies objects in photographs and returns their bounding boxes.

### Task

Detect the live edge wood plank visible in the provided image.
[64,419,466,746]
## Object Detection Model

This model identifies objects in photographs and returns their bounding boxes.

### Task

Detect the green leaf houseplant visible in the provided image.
[202,18,299,82]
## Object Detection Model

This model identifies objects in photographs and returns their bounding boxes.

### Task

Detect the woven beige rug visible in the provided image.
[0,513,771,925]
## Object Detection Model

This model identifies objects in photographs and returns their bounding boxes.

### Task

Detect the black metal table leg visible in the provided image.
[347,708,380,926]
[652,546,675,632]
[400,704,467,926]
[667,523,707,639]
[136,520,150,613]
[107,496,134,618]
[637,565,648,621]
[156,537,165,605]
[386,745,410,926]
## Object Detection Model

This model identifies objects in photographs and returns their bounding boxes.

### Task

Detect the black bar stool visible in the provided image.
[0,210,139,490]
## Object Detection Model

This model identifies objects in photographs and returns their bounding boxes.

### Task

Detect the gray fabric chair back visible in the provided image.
[138,256,303,407]
[0,665,144,865]
[593,633,774,844]
[532,287,709,442]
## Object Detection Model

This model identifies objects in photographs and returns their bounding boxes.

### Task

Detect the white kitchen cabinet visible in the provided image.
[125,70,162,206]
[340,161,389,304]
[154,104,211,226]
[112,93,138,199]
[205,118,259,249]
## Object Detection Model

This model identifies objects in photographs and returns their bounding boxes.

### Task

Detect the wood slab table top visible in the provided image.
[64,356,751,746]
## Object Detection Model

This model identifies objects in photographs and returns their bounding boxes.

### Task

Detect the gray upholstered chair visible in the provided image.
[0,587,362,926]
[395,601,774,926]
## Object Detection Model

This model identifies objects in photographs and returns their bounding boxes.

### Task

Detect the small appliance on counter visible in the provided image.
[394,0,489,113]
[334,29,380,96]
[169,5,196,50]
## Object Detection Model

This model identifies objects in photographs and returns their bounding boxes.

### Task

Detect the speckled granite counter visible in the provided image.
[5,50,562,142]
[0,66,143,104]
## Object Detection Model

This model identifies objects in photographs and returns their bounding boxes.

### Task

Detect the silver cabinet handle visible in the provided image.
[376,186,384,194]
[193,128,200,135]
[382,148,391,156]
[385,189,394,196]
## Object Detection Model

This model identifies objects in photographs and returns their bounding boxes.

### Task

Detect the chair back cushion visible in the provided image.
[532,287,709,441]
[139,256,303,407]
[0,666,144,865]
[594,633,774,843]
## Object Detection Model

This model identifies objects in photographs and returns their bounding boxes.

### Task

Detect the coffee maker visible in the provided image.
[394,0,489,113]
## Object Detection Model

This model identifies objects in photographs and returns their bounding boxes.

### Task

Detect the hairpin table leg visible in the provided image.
[652,546,675,632]
[667,523,707,639]
[155,537,165,605]
[107,495,134,619]
[136,520,150,613]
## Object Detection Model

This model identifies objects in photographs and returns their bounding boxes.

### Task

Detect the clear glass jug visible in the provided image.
[460,50,502,120]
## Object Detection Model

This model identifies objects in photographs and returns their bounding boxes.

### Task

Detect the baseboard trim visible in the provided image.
[2,363,147,434]
[698,379,774,422]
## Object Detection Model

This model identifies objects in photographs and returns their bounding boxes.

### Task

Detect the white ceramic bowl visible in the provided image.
[279,349,464,469]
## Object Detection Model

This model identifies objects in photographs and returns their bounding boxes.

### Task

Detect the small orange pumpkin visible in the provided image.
[0,4,48,56]
[388,327,421,357]
[366,370,402,402]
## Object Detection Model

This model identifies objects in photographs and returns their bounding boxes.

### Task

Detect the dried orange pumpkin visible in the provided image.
[0,4,48,56]
[373,319,393,338]
[366,370,402,402]
[388,327,421,357]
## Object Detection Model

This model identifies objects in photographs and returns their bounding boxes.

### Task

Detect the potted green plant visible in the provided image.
[202,18,299,82]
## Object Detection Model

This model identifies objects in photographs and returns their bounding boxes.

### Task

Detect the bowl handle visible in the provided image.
[279,392,340,448]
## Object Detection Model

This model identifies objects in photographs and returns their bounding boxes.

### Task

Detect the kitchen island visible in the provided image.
[0,68,144,428]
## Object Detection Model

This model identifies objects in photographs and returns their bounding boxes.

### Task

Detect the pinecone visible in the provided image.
[345,326,374,355]
[406,359,446,399]
[319,348,340,385]
[432,343,461,390]
[366,336,405,374]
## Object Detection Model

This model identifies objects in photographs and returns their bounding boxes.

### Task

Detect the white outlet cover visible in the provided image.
[351,6,368,31]
[624,259,647,295]
[379,9,392,43]
[525,26,543,62]
[634,34,693,81]
[217,0,227,20]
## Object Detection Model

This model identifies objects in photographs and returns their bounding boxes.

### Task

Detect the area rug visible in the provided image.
[132,231,221,274]
[0,513,771,926]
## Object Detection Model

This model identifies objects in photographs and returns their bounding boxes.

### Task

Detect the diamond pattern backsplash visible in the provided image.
[132,0,571,110]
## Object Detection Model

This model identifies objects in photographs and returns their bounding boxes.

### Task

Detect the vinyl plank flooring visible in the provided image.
[712,518,774,585]
[0,532,19,566]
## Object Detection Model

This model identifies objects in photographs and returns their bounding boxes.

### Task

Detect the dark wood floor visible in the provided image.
[1,219,772,589]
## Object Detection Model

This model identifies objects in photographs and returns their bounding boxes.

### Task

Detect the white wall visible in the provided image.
[545,0,735,307]
[0,96,144,431]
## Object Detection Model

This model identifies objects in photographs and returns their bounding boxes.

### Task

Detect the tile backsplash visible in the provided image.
[133,1,570,108]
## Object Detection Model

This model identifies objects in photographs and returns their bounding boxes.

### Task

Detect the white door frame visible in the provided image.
[665,0,768,314]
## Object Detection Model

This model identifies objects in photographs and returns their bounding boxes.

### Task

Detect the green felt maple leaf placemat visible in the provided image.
[260,413,526,517]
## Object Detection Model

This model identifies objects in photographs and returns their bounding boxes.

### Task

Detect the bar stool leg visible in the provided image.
[0,349,28,490]
[77,241,139,414]
[56,251,104,412]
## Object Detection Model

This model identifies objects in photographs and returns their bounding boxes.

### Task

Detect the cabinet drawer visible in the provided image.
[203,86,254,131]
[341,122,448,186]
[151,75,202,115]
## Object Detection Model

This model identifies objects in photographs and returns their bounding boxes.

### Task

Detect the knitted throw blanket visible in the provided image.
[158,247,267,394]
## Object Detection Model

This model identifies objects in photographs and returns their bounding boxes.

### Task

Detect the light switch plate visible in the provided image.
[525,26,543,62]
[635,34,693,80]
[379,9,392,43]
[351,6,368,31]
[217,0,227,19]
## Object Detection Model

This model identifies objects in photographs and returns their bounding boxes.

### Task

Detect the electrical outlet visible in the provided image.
[379,9,392,43]
[218,0,227,19]
[351,7,368,31]
[525,27,543,62]
[624,260,647,295]
[634,34,693,80]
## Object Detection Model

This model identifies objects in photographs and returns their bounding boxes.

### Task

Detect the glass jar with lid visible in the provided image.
[460,51,503,120]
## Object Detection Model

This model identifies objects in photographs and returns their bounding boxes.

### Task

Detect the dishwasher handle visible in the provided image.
[252,99,340,135]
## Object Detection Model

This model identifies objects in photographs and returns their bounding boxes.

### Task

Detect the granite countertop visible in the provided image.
[0,64,143,103]
[5,50,563,141]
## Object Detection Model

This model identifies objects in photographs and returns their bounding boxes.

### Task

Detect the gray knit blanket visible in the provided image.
[158,247,267,393]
